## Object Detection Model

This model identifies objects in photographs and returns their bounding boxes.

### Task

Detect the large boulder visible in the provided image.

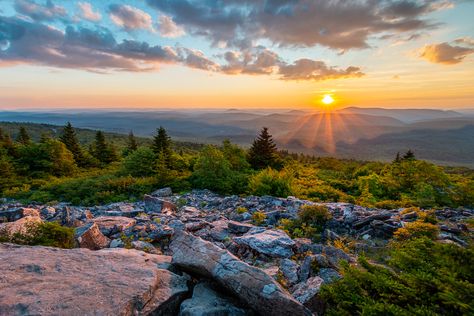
[170,231,311,316]
[75,222,111,250]
[90,216,136,236]
[0,215,42,238]
[228,221,254,234]
[0,207,40,223]
[0,244,189,315]
[144,195,177,213]
[292,276,325,312]
[233,228,295,258]
[179,282,249,316]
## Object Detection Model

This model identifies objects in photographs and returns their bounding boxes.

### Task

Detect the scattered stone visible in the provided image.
[132,240,160,254]
[228,220,254,234]
[280,259,299,286]
[0,215,42,238]
[75,222,110,250]
[233,228,295,258]
[292,276,324,312]
[151,187,173,197]
[90,216,136,236]
[144,195,177,213]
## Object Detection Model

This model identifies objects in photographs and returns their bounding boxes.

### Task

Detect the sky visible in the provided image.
[0,0,473,110]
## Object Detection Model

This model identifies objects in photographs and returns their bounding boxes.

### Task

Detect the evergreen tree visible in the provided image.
[248,127,279,169]
[152,126,172,167]
[60,122,85,166]
[126,130,138,154]
[90,131,118,164]
[16,127,31,145]
[394,152,402,163]
[403,149,416,161]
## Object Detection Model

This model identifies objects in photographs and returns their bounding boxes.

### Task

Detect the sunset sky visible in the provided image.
[0,0,473,109]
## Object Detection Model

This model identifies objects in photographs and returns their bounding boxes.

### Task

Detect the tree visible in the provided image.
[192,145,233,194]
[121,147,156,177]
[16,127,31,145]
[403,149,416,160]
[394,152,401,163]
[222,139,250,171]
[248,127,279,169]
[125,130,138,154]
[60,122,86,166]
[90,131,118,165]
[152,126,172,167]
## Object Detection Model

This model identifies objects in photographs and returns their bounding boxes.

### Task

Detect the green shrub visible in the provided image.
[236,206,248,214]
[298,204,332,227]
[278,205,331,241]
[252,211,267,226]
[248,168,293,197]
[393,221,439,241]
[319,238,474,315]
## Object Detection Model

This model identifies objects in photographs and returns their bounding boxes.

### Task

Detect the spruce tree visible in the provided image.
[394,152,401,163]
[60,122,85,166]
[126,130,138,153]
[91,131,117,164]
[248,127,279,169]
[17,127,31,145]
[403,149,416,161]
[152,126,172,167]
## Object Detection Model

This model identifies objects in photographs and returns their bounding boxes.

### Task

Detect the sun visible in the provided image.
[322,94,334,105]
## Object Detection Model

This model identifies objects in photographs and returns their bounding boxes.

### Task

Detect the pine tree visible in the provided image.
[16,127,31,145]
[394,152,401,163]
[90,131,117,164]
[152,126,172,167]
[60,122,85,166]
[248,127,279,169]
[126,130,138,153]
[403,149,416,161]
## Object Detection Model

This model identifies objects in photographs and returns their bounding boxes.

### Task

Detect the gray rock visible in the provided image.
[110,238,124,248]
[279,259,299,286]
[291,276,324,312]
[323,246,354,268]
[132,240,160,254]
[228,220,254,234]
[144,195,177,213]
[318,268,341,284]
[233,228,295,258]
[151,187,173,197]
[179,282,248,316]
[170,231,311,316]
[75,223,110,250]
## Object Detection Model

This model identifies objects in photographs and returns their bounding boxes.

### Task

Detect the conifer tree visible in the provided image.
[60,122,85,166]
[90,131,117,164]
[403,149,416,161]
[394,152,401,163]
[152,126,172,167]
[16,127,31,145]
[126,130,138,153]
[248,127,279,169]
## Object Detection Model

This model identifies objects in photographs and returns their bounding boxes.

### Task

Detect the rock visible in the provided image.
[151,187,173,197]
[0,215,42,238]
[318,268,341,284]
[170,231,311,316]
[148,224,174,241]
[0,207,40,223]
[279,259,299,286]
[292,276,324,312]
[179,282,249,316]
[209,220,229,241]
[0,244,189,315]
[144,195,177,213]
[352,211,392,229]
[103,203,143,218]
[401,211,418,221]
[323,246,354,268]
[110,238,124,248]
[75,222,111,250]
[132,240,160,254]
[90,216,136,236]
[168,219,185,231]
[228,220,254,234]
[233,228,295,258]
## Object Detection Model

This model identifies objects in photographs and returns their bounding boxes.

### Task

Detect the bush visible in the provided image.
[0,221,75,249]
[393,221,439,241]
[319,238,474,315]
[278,205,331,241]
[298,204,332,227]
[252,211,267,226]
[121,147,157,177]
[248,168,293,197]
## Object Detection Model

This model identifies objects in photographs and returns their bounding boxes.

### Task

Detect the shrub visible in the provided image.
[252,211,267,226]
[319,238,474,315]
[236,206,248,214]
[278,205,331,241]
[121,147,157,177]
[393,221,439,241]
[0,221,74,249]
[248,168,293,197]
[298,204,332,227]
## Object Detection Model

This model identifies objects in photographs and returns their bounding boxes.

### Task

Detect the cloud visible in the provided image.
[77,2,101,22]
[157,15,185,38]
[146,0,450,50]
[0,15,365,81]
[419,42,474,64]
[278,59,364,81]
[14,0,67,22]
[453,36,474,47]
[109,4,153,32]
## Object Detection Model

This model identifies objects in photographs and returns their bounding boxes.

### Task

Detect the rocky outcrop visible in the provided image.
[233,228,295,258]
[179,282,250,316]
[75,222,111,250]
[0,243,189,315]
[170,231,311,316]
[0,215,42,237]
[144,195,177,213]
[90,216,136,236]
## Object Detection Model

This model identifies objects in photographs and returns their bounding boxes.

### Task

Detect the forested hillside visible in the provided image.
[0,122,472,208]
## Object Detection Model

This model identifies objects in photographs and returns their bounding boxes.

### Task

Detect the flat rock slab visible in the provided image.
[0,243,189,316]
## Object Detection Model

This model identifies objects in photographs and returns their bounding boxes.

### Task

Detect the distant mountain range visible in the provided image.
[0,107,473,167]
